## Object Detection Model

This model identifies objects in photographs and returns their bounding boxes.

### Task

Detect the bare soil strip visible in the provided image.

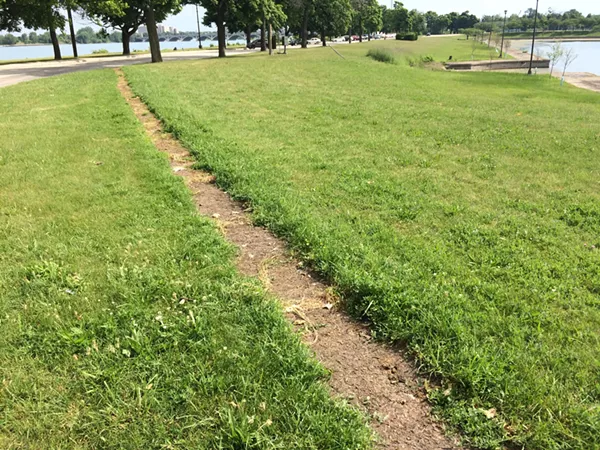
[115,68,458,450]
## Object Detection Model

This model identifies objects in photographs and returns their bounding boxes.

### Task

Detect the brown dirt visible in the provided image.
[115,68,459,450]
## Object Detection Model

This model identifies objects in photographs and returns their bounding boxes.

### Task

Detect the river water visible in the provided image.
[519,40,600,75]
[0,39,246,61]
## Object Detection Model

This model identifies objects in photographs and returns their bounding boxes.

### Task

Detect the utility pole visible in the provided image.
[196,4,203,49]
[500,10,507,58]
[528,0,539,75]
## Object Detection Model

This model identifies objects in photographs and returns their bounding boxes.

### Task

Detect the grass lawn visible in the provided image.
[350,35,506,63]
[0,70,372,448]
[124,37,600,449]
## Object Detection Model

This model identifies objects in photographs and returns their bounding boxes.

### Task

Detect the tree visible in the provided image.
[560,47,577,83]
[425,11,450,35]
[196,0,229,57]
[0,0,65,59]
[227,0,261,46]
[363,0,382,38]
[459,27,479,40]
[85,1,143,56]
[381,1,409,34]
[408,9,425,34]
[282,0,314,48]
[85,0,179,59]
[76,26,98,43]
[547,41,563,78]
[0,33,18,45]
[456,11,478,31]
[313,0,352,46]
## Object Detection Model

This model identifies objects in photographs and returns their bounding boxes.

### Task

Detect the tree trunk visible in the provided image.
[261,14,267,51]
[348,28,352,44]
[301,8,309,48]
[358,23,363,42]
[122,29,132,56]
[146,6,162,63]
[268,22,272,55]
[271,24,277,50]
[49,27,62,60]
[245,26,252,46]
[216,1,226,58]
[67,8,77,58]
[321,28,326,46]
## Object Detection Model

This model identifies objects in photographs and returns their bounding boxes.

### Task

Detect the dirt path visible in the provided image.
[115,68,458,450]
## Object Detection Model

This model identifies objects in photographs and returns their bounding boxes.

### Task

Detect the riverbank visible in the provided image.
[500,40,600,92]
[506,31,600,40]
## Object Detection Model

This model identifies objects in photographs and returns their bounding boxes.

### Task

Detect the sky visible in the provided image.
[67,0,600,33]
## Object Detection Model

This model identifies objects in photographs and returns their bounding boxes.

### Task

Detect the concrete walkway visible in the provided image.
[0,48,253,88]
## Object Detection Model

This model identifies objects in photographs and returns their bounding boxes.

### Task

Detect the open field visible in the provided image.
[0,70,372,448]
[124,37,600,449]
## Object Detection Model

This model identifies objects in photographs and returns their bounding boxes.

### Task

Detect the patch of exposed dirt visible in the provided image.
[115,68,459,450]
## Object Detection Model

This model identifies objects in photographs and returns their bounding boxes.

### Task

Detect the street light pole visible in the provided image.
[528,0,539,75]
[500,10,507,58]
[196,4,203,49]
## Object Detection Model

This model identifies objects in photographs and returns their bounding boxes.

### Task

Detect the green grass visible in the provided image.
[124,37,600,449]
[0,70,372,448]
[347,36,505,63]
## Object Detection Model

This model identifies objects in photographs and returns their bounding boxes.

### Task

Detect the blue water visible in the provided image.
[0,39,246,61]
[519,40,600,75]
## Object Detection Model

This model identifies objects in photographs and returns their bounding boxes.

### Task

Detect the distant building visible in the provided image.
[138,25,148,35]
[172,27,179,34]
[157,24,170,34]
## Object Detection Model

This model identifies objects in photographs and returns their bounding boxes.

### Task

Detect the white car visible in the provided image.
[308,38,322,45]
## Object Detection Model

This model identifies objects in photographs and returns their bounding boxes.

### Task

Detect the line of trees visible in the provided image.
[0,27,123,45]
[481,9,600,33]
[2,1,598,63]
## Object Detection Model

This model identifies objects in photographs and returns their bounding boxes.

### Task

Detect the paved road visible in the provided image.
[0,48,253,88]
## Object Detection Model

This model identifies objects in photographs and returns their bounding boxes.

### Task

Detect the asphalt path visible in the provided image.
[0,48,252,87]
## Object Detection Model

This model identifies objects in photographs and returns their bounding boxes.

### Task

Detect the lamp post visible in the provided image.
[500,10,507,58]
[196,4,203,49]
[528,0,539,75]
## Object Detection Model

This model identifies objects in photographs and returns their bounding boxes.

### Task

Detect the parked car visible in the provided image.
[308,37,321,45]
[247,38,262,49]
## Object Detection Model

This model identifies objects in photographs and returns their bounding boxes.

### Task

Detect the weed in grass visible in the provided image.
[124,37,600,449]
[367,48,396,64]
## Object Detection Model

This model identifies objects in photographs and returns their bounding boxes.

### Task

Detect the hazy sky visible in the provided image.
[69,1,600,33]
